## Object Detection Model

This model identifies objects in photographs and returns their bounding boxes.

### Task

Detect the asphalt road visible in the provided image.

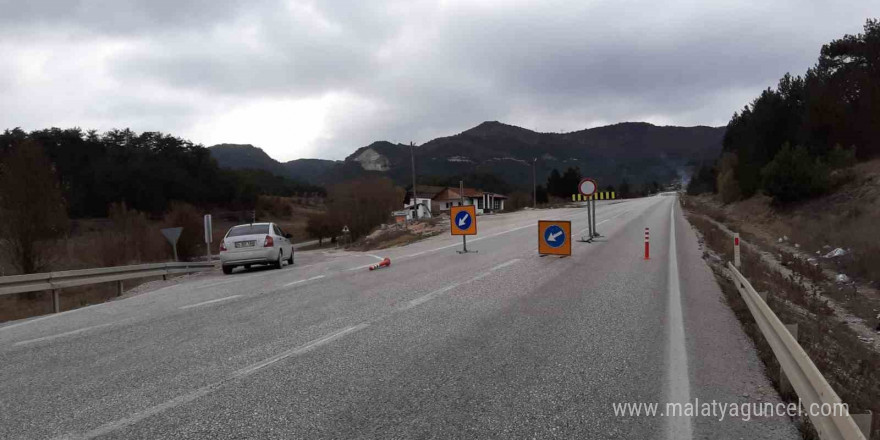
[0,196,800,439]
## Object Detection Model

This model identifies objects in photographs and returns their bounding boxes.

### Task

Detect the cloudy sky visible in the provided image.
[0,1,875,161]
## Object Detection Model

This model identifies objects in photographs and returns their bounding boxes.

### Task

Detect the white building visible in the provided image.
[431,187,506,215]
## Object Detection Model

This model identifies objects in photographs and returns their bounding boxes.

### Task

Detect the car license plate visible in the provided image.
[235,241,255,248]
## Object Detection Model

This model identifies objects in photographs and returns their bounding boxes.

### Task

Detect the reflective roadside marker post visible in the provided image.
[450,205,477,254]
[644,227,650,260]
[734,233,741,268]
[538,220,572,257]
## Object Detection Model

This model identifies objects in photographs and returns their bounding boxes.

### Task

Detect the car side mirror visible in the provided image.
[285,233,292,239]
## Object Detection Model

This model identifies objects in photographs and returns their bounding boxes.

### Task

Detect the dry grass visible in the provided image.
[685,209,880,440]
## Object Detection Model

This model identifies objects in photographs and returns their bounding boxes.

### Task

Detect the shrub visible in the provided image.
[761,143,830,203]
[716,153,742,204]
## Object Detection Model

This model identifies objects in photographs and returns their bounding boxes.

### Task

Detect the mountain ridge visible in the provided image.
[209,121,725,189]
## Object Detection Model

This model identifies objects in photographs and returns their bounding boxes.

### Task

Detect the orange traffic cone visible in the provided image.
[369,258,391,271]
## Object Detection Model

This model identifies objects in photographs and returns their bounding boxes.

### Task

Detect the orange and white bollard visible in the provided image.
[369,257,391,271]
[644,227,650,260]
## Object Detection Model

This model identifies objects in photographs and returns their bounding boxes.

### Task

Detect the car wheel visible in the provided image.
[222,265,233,275]
[274,251,283,269]
[287,249,294,265]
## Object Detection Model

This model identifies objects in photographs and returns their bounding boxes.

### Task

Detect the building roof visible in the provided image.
[431,186,506,200]
[406,185,447,198]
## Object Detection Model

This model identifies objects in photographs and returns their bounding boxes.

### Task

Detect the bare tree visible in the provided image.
[326,177,403,240]
[0,140,68,274]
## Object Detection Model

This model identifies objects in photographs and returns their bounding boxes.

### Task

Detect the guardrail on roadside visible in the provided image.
[727,261,871,440]
[0,261,216,313]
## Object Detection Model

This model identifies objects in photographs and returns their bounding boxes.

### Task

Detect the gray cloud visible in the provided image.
[0,0,876,161]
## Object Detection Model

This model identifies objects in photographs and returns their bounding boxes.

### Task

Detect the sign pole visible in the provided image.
[592,196,598,237]
[204,214,212,262]
[586,195,593,239]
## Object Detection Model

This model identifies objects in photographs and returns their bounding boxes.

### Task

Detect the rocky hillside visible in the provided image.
[210,121,724,189]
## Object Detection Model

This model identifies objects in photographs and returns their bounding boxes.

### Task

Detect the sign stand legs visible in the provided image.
[579,196,595,243]
[457,235,477,254]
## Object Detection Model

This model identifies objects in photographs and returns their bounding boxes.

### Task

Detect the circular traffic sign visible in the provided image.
[578,178,598,196]
[543,225,566,248]
[454,210,472,230]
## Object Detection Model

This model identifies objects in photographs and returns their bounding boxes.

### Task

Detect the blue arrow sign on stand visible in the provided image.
[544,225,565,248]
[454,210,472,231]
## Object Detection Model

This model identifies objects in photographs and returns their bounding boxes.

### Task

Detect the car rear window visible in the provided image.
[227,224,270,237]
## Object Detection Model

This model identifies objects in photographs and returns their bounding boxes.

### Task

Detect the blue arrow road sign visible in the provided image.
[454,210,472,231]
[544,225,565,248]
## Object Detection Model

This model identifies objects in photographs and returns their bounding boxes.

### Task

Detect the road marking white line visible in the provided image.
[56,324,369,440]
[402,259,521,310]
[283,275,325,287]
[366,254,385,261]
[178,295,242,310]
[13,322,118,346]
[489,258,521,271]
[234,324,368,376]
[666,202,693,440]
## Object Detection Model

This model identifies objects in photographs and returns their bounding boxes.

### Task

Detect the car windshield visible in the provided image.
[226,224,269,237]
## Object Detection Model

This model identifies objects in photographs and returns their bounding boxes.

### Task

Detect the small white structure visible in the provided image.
[432,187,506,215]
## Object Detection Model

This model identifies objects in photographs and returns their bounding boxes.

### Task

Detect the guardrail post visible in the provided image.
[52,289,60,313]
[116,280,124,297]
[780,323,799,397]
[852,411,873,439]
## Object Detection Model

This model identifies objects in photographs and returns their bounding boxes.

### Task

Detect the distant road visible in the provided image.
[0,197,798,439]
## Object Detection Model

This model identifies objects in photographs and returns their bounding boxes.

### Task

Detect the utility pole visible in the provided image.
[410,141,418,219]
[533,157,537,208]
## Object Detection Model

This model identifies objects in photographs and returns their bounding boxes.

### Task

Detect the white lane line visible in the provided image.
[13,321,118,347]
[0,312,69,333]
[178,295,242,310]
[666,202,693,439]
[366,254,385,261]
[489,258,521,271]
[57,324,369,440]
[234,324,369,376]
[402,258,521,310]
[283,275,326,287]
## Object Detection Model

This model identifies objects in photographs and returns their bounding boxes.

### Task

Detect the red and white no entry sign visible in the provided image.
[578,178,598,196]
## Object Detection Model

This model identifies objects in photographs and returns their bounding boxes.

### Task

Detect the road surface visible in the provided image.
[0,196,799,439]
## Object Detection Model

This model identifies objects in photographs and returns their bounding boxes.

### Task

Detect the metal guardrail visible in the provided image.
[0,261,216,313]
[727,262,868,440]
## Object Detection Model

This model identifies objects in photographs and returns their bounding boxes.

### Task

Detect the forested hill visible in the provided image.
[210,122,724,190]
[0,128,324,218]
[689,19,880,204]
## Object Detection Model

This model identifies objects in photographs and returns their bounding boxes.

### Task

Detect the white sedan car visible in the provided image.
[219,222,294,274]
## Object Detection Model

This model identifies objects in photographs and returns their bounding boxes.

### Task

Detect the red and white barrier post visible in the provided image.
[644,227,650,260]
[733,233,741,268]
[369,257,391,271]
